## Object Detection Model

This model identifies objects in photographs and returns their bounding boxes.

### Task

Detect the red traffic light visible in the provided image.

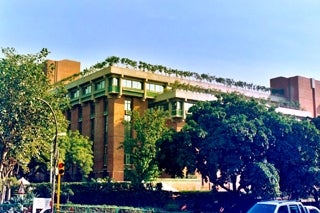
[58,161,65,175]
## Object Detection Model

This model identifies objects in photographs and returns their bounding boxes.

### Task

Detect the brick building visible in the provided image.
[63,66,218,180]
[49,59,315,181]
[45,59,81,84]
[271,76,320,118]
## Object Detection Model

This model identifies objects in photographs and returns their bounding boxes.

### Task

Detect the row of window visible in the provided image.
[69,78,164,99]
[72,97,194,168]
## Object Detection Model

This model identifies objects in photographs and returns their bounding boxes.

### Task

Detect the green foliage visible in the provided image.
[0,48,71,202]
[241,162,280,199]
[59,130,94,180]
[82,56,270,92]
[0,48,52,168]
[59,204,158,213]
[31,182,51,197]
[122,109,169,187]
[184,93,276,193]
[169,92,320,200]
[157,130,196,178]
[0,48,91,202]
[270,118,320,199]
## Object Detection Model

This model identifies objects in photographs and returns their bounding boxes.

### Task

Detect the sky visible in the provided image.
[1,0,320,87]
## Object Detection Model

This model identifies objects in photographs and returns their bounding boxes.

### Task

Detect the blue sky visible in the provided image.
[1,0,320,86]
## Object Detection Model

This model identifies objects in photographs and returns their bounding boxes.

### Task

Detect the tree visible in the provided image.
[184,92,281,198]
[121,109,169,188]
[59,130,94,181]
[0,48,68,202]
[157,130,196,178]
[0,48,94,203]
[240,161,280,199]
[182,92,320,200]
[264,116,320,200]
[23,130,94,183]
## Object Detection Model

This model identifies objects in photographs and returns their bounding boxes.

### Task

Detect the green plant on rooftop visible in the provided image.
[77,56,271,93]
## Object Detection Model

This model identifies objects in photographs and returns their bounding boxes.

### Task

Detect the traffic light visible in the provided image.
[57,161,65,175]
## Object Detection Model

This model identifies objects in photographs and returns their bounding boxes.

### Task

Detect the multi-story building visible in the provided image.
[49,59,315,181]
[45,59,80,84]
[271,76,320,118]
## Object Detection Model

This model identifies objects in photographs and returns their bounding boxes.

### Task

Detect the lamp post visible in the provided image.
[37,98,58,213]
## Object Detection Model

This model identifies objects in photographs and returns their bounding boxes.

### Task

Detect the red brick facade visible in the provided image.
[270,76,320,117]
[45,59,80,84]
[52,60,318,181]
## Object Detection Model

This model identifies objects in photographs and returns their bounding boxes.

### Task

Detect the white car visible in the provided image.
[305,206,320,213]
[247,200,307,213]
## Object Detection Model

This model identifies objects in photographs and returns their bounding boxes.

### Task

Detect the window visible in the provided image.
[124,99,132,111]
[124,98,132,136]
[78,107,83,133]
[124,98,132,121]
[83,85,92,95]
[289,205,300,213]
[278,206,289,213]
[103,111,108,167]
[176,101,181,110]
[157,103,169,111]
[123,79,142,89]
[111,77,118,86]
[70,89,79,99]
[78,107,82,121]
[124,115,131,122]
[90,118,94,141]
[125,154,131,165]
[132,81,141,89]
[184,102,194,114]
[146,83,164,93]
[90,102,95,118]
[173,101,182,110]
[103,98,108,115]
[95,80,105,90]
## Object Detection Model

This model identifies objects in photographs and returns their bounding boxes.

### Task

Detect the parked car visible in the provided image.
[305,205,320,213]
[247,200,307,213]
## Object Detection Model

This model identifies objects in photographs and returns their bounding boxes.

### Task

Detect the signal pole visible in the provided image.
[57,161,65,213]
[57,173,61,213]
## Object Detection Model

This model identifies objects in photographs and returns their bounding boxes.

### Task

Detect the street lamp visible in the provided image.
[37,98,58,213]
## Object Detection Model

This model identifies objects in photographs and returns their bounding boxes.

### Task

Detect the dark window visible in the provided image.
[278,205,289,213]
[289,205,299,213]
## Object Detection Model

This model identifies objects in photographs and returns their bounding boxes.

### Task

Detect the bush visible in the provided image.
[29,182,257,212]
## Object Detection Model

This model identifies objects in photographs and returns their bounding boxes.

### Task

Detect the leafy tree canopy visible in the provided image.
[59,130,94,181]
[0,48,65,202]
[175,92,320,200]
[122,109,169,188]
[0,48,94,202]
[157,130,196,178]
[162,93,286,199]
